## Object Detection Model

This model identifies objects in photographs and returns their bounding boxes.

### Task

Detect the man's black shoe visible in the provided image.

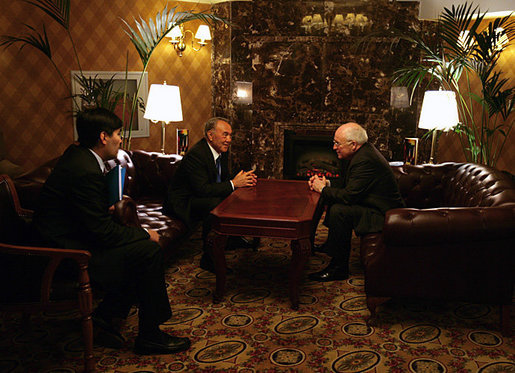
[308,263,349,282]
[199,253,233,274]
[226,236,254,250]
[134,331,191,355]
[92,314,125,349]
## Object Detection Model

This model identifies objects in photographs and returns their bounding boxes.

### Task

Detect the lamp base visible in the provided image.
[161,122,166,154]
[428,130,437,164]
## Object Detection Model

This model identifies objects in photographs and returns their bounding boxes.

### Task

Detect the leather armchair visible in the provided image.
[361,163,515,335]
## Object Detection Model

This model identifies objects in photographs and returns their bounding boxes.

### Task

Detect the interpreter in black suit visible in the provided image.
[308,122,405,282]
[33,108,190,355]
[164,117,257,271]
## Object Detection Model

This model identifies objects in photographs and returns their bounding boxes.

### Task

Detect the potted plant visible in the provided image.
[392,2,514,167]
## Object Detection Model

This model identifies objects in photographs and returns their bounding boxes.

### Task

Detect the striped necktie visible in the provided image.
[215,156,221,183]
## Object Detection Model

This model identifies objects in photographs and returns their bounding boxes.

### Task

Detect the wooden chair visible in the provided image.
[0,174,95,372]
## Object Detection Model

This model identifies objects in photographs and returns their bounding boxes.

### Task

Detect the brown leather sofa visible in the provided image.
[13,149,188,259]
[361,162,515,334]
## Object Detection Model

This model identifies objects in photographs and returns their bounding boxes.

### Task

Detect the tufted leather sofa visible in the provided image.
[361,162,515,334]
[14,149,188,259]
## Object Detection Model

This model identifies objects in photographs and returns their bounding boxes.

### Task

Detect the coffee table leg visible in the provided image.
[290,238,311,310]
[206,231,228,304]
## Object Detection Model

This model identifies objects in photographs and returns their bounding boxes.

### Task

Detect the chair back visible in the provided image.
[0,174,32,244]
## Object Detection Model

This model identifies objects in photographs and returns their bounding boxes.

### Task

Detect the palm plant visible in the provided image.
[120,5,225,149]
[1,0,83,111]
[392,3,514,167]
[73,74,126,112]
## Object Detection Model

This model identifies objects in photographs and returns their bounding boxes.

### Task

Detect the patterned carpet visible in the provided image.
[1,225,514,373]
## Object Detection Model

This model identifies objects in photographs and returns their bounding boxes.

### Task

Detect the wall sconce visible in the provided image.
[166,24,211,57]
[418,90,459,163]
[390,86,410,109]
[144,82,183,153]
[234,81,253,105]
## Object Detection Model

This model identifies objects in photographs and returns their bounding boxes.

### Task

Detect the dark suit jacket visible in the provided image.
[322,142,405,235]
[33,144,149,251]
[164,138,233,228]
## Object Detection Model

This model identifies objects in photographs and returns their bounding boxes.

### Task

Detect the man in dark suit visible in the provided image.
[164,117,257,271]
[33,108,190,355]
[308,122,405,282]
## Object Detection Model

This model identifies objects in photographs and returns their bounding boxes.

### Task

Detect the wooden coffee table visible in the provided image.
[207,178,322,309]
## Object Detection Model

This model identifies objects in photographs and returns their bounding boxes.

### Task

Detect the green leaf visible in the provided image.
[22,0,71,29]
[0,23,52,58]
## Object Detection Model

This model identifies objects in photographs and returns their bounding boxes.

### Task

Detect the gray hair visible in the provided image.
[204,117,231,137]
[343,123,368,145]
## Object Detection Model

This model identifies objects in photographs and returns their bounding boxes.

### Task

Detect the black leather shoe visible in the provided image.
[226,236,254,250]
[199,254,233,274]
[134,331,191,355]
[308,264,348,282]
[92,314,125,349]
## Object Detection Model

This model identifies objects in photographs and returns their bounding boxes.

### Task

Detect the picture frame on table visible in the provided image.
[70,71,149,139]
[177,129,189,156]
[403,137,419,165]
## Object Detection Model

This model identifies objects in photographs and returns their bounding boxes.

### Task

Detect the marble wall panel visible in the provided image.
[213,0,425,178]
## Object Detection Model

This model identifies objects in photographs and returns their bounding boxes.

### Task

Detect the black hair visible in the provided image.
[76,108,122,148]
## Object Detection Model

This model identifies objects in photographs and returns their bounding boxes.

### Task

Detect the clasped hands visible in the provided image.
[308,174,329,193]
[232,169,258,188]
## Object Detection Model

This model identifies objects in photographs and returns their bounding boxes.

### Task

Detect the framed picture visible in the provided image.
[403,137,419,165]
[177,128,189,156]
[70,71,149,139]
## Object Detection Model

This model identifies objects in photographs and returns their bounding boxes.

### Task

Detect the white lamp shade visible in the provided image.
[418,90,459,131]
[144,83,183,123]
[195,25,211,43]
[166,25,182,42]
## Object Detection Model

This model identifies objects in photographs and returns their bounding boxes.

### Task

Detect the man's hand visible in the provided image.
[147,228,160,243]
[309,175,328,193]
[232,170,257,188]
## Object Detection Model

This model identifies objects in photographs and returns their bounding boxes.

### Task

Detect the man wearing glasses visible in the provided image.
[308,122,404,282]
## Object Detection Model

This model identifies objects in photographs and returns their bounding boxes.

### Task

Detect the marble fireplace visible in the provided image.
[274,123,340,180]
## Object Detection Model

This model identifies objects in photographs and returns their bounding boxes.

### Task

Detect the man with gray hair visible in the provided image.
[164,117,257,271]
[308,122,404,282]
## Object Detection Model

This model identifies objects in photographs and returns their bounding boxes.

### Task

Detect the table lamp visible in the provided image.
[418,90,459,163]
[144,82,183,153]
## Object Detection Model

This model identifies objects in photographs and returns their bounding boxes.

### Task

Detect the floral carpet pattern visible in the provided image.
[1,226,514,372]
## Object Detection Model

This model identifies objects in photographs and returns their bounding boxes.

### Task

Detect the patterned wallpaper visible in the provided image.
[1,0,213,171]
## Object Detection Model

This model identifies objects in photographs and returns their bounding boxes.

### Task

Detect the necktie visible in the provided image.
[215,156,221,183]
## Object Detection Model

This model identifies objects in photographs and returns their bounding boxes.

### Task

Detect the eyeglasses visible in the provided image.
[333,139,355,148]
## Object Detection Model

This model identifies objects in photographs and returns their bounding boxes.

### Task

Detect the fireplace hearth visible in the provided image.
[283,129,340,180]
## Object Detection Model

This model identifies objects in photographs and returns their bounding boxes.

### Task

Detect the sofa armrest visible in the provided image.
[112,196,141,228]
[383,204,515,246]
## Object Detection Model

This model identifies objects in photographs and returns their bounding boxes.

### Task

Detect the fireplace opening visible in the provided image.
[283,129,340,180]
